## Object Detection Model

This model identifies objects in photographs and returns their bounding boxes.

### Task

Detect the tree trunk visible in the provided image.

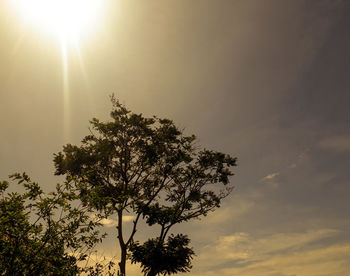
[118,245,127,276]
[117,210,127,276]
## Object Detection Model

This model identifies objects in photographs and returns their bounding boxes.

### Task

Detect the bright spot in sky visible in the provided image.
[11,0,107,142]
[11,0,105,42]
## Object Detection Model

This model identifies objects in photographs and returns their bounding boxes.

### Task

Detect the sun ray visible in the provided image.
[71,39,97,115]
[72,39,90,88]
[61,39,70,142]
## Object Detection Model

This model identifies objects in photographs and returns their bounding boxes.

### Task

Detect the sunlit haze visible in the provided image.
[11,0,105,42]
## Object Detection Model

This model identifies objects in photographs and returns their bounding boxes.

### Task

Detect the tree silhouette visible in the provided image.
[54,95,237,275]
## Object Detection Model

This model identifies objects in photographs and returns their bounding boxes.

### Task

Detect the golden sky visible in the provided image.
[1,1,350,275]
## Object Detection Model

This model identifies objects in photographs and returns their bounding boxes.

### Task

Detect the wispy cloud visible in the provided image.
[192,229,349,276]
[262,172,279,181]
[205,197,255,224]
[288,151,309,169]
[261,172,280,188]
[319,136,350,152]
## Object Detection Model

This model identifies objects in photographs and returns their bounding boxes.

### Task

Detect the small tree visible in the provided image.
[0,173,105,275]
[54,96,237,275]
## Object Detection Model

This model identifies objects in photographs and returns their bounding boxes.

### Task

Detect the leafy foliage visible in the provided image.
[0,173,105,275]
[129,234,194,276]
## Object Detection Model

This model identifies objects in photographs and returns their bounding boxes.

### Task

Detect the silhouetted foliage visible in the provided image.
[0,173,104,275]
[129,234,194,276]
[54,95,237,275]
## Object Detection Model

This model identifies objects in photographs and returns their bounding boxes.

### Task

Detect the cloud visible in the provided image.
[205,197,255,224]
[192,229,350,276]
[123,215,135,222]
[80,228,350,276]
[90,215,135,227]
[195,243,350,276]
[319,136,350,152]
[262,173,279,181]
[288,151,309,169]
[261,172,280,189]
[100,218,118,227]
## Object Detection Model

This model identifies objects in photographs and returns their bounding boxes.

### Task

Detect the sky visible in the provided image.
[1,0,350,275]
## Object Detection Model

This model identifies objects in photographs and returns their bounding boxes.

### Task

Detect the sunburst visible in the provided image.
[11,0,106,140]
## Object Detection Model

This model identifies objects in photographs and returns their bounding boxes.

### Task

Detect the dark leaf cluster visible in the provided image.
[129,234,194,276]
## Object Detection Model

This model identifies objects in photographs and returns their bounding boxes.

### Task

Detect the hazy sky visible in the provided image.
[1,1,350,275]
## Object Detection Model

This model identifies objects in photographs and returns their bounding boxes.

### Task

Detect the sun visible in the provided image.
[11,0,107,142]
[11,0,105,42]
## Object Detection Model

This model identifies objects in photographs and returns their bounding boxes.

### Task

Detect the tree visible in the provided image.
[0,173,105,275]
[54,96,237,275]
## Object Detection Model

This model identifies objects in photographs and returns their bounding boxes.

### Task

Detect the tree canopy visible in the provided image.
[53,95,237,276]
[0,173,106,275]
